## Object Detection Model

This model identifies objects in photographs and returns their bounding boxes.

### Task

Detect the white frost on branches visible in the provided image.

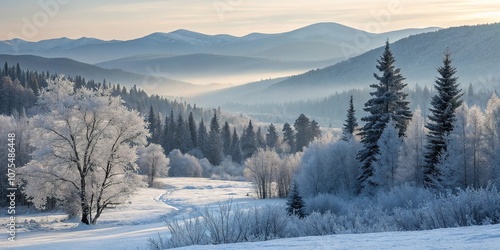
[19,78,148,224]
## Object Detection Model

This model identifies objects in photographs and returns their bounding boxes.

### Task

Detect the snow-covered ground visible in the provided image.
[179,224,500,250]
[1,178,280,250]
[2,177,500,250]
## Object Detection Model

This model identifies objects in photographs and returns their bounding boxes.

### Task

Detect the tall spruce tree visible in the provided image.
[282,122,296,153]
[357,41,412,193]
[256,127,265,149]
[168,109,176,150]
[197,119,208,156]
[241,120,256,159]
[175,112,186,152]
[222,121,232,156]
[148,106,161,144]
[188,112,197,148]
[147,106,158,144]
[230,128,242,163]
[310,120,321,141]
[424,50,463,188]
[207,112,223,166]
[266,123,279,149]
[342,95,358,141]
[162,115,171,153]
[294,114,311,152]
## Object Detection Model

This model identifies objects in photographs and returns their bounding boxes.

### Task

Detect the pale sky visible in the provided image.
[1,0,499,41]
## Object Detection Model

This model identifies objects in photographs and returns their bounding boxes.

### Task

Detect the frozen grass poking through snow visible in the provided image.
[149,185,500,249]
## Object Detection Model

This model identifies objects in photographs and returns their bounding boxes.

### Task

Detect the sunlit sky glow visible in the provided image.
[1,0,499,41]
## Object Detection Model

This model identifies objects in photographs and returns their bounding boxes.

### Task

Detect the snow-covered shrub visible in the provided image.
[199,158,213,178]
[300,211,342,236]
[209,157,245,179]
[297,139,361,197]
[149,216,209,249]
[247,205,290,240]
[420,186,500,229]
[244,148,281,199]
[373,184,434,212]
[304,193,348,215]
[150,187,500,249]
[167,150,202,177]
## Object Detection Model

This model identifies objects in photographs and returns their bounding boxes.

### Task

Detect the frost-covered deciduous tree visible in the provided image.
[244,148,280,199]
[276,152,301,198]
[19,78,148,225]
[372,119,402,191]
[137,143,169,187]
[297,139,361,198]
[484,94,500,187]
[466,105,486,188]
[434,104,488,189]
[397,108,427,186]
[0,115,17,207]
[435,104,468,189]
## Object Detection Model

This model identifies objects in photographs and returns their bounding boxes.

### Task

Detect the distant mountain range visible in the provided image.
[193,23,500,105]
[0,23,438,64]
[0,23,438,85]
[0,54,227,97]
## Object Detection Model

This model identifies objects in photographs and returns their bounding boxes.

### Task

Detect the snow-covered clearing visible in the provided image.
[2,177,499,250]
[1,178,279,250]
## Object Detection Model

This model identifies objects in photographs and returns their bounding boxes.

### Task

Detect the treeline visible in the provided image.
[0,62,249,126]
[225,83,496,128]
[146,107,322,166]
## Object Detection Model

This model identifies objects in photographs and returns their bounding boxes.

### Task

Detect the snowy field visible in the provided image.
[1,178,281,250]
[2,177,500,250]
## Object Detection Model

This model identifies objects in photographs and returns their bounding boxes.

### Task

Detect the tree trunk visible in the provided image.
[80,175,90,225]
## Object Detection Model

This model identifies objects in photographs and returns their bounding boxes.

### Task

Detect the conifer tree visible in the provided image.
[294,114,311,152]
[188,111,197,148]
[256,127,265,149]
[241,120,256,159]
[230,128,242,163]
[222,121,232,156]
[168,109,176,150]
[175,112,186,152]
[424,50,463,188]
[147,106,157,144]
[266,123,279,149]
[197,119,208,156]
[162,115,171,153]
[282,122,296,153]
[286,182,305,218]
[342,95,358,141]
[207,112,223,166]
[357,41,412,193]
[310,120,321,141]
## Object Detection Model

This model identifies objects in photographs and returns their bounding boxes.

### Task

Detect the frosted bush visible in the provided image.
[150,187,500,249]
